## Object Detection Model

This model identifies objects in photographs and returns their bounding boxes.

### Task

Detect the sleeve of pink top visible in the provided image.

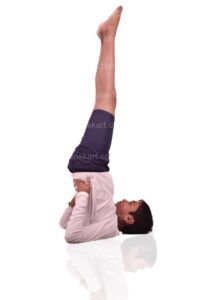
[65,191,117,244]
[59,205,73,229]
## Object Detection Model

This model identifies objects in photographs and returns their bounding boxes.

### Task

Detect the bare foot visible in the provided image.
[96,6,123,41]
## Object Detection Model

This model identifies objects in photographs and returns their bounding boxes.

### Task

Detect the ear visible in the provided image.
[124,215,135,225]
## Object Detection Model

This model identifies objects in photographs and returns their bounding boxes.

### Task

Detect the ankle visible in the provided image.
[101,36,115,44]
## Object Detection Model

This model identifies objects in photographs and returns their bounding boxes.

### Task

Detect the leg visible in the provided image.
[67,6,123,173]
[94,6,123,116]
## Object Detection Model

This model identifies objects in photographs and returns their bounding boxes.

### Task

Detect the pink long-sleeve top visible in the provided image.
[59,172,120,243]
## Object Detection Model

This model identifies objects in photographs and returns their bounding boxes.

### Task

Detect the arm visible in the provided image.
[59,196,75,229]
[65,192,118,243]
[65,191,89,242]
[59,180,90,230]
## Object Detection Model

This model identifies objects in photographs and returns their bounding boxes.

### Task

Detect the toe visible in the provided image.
[117,5,123,13]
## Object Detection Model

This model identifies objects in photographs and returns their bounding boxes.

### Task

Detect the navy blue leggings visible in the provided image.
[67,109,115,172]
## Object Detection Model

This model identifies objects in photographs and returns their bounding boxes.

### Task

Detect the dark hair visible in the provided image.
[121,200,153,234]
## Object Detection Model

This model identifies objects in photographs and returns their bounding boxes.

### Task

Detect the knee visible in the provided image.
[96,90,116,103]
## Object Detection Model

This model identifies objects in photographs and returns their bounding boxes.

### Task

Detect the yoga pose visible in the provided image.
[59,6,153,243]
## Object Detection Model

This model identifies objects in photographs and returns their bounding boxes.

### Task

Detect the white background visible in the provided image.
[0,0,200,299]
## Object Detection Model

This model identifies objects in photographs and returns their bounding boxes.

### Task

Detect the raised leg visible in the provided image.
[67,6,123,173]
[94,6,123,116]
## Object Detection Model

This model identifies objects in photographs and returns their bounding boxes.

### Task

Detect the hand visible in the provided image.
[73,179,90,194]
[68,195,75,207]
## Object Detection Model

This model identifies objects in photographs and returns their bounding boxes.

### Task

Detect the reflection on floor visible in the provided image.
[65,234,157,300]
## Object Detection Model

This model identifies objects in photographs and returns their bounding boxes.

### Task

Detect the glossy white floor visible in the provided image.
[1,1,200,299]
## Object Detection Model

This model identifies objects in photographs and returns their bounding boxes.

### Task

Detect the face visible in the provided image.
[115,199,142,225]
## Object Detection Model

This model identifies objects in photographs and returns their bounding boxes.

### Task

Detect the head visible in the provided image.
[115,199,153,234]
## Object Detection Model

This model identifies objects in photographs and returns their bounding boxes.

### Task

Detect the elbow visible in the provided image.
[59,220,66,229]
[65,231,73,243]
[65,230,82,244]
